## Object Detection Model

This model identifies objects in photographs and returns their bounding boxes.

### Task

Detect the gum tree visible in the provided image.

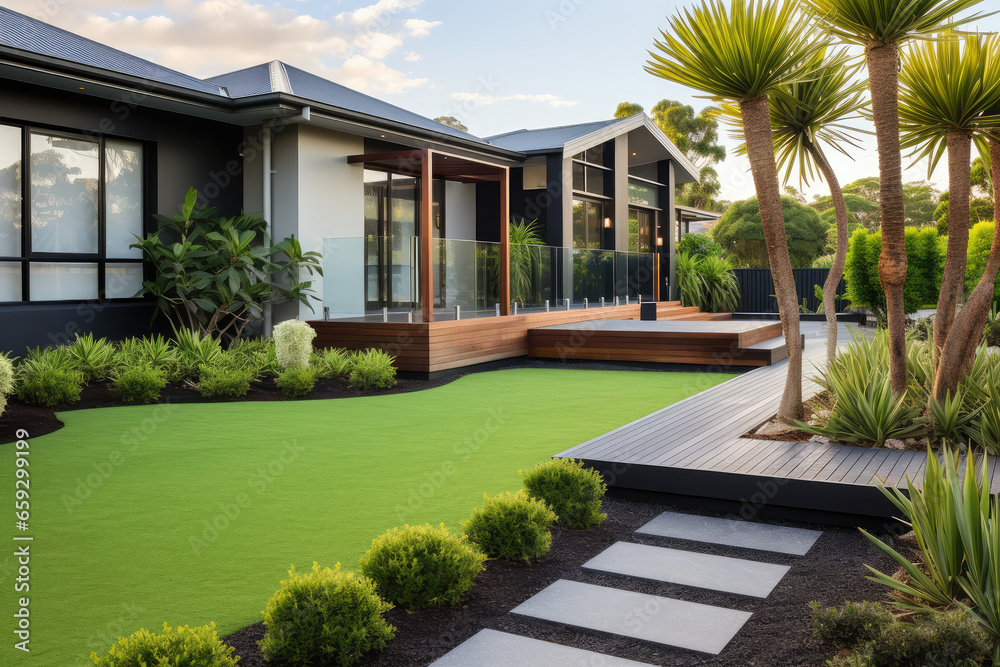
[646,0,822,422]
[799,0,992,396]
[721,48,868,363]
[898,33,1000,395]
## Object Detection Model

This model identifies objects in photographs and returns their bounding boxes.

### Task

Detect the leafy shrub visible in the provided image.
[812,253,835,269]
[711,195,828,268]
[115,335,183,382]
[829,611,990,667]
[67,333,116,383]
[17,366,82,408]
[114,365,166,405]
[700,255,740,313]
[228,337,278,377]
[89,622,238,667]
[0,354,14,418]
[350,349,396,391]
[521,458,607,529]
[358,524,486,610]
[675,251,705,309]
[276,366,318,398]
[810,601,893,650]
[965,220,1000,303]
[273,320,316,369]
[259,562,394,667]
[197,364,253,399]
[174,329,222,379]
[463,491,558,562]
[314,348,352,378]
[676,232,722,258]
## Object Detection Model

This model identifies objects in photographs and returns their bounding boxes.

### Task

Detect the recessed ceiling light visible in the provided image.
[632,152,637,156]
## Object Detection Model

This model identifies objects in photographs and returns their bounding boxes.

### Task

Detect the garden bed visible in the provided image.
[224,497,902,666]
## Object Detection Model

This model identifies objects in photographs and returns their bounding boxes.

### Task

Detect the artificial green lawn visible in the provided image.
[0,367,729,665]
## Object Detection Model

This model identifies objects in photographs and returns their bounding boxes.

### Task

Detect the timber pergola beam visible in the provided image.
[347,148,511,322]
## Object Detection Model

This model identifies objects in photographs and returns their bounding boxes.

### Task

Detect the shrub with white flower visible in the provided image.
[273,320,316,370]
[0,355,14,418]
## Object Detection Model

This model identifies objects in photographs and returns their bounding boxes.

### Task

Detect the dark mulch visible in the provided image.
[224,497,903,667]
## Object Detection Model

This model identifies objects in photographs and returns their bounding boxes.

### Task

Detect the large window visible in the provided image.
[571,144,610,197]
[0,124,145,303]
[572,199,604,249]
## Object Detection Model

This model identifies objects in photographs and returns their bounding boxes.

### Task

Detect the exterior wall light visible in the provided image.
[656,236,664,246]
[604,217,612,229]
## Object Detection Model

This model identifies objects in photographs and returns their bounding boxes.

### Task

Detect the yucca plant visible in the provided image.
[699,255,740,313]
[800,0,995,396]
[928,388,983,447]
[67,333,116,383]
[674,252,705,309]
[646,0,827,422]
[976,379,1000,455]
[861,449,989,612]
[174,328,223,378]
[720,45,867,363]
[508,218,544,306]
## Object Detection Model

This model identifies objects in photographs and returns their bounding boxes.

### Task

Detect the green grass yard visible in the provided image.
[0,368,729,666]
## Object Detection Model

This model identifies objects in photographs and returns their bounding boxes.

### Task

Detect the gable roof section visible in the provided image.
[486,114,700,184]
[0,6,225,97]
[207,61,483,143]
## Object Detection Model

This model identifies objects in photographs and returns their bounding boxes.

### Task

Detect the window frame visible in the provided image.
[0,121,149,305]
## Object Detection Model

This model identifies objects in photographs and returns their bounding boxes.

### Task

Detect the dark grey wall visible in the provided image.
[0,80,245,355]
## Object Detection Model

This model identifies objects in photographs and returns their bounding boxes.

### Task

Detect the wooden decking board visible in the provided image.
[723,440,779,474]
[744,444,797,476]
[883,451,919,488]
[843,448,892,486]
[774,441,837,478]
[817,446,867,483]
[758,441,813,477]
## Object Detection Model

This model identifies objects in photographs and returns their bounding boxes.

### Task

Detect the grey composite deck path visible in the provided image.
[556,322,1000,521]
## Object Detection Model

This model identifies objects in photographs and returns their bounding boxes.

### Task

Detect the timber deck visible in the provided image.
[527,319,787,367]
[556,321,1000,524]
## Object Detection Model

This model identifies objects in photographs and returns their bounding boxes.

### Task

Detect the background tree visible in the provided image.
[813,193,881,230]
[613,102,645,118]
[935,159,995,232]
[898,32,1000,389]
[433,116,468,132]
[713,196,829,268]
[801,0,991,396]
[647,0,821,422]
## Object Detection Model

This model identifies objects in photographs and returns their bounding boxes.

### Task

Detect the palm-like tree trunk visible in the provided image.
[934,139,1000,399]
[933,130,972,364]
[867,42,908,395]
[805,139,848,364]
[741,94,803,422]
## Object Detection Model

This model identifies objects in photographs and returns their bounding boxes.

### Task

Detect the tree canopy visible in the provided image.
[712,196,829,268]
[613,102,645,118]
[433,116,468,132]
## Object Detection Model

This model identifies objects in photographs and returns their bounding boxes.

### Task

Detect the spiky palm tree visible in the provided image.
[898,32,1000,399]
[646,0,822,422]
[799,0,993,396]
[923,41,1000,399]
[720,48,868,364]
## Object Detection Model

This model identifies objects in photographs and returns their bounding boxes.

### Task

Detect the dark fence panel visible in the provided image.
[733,268,849,314]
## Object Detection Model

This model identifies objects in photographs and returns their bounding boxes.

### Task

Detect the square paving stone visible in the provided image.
[429,628,656,666]
[510,579,751,655]
[635,511,822,556]
[582,541,789,597]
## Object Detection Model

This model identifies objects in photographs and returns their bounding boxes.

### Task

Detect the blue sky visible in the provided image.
[9,0,1000,203]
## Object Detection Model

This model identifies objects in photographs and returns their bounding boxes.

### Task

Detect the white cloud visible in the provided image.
[404,18,440,37]
[404,51,422,61]
[451,92,578,108]
[4,0,433,96]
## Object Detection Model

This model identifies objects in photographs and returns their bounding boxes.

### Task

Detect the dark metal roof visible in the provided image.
[208,61,483,143]
[485,119,622,153]
[0,6,226,96]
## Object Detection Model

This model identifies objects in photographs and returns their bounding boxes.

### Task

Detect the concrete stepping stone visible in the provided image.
[582,541,789,598]
[510,579,751,655]
[636,511,822,556]
[430,628,656,666]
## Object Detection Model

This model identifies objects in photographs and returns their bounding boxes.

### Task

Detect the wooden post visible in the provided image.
[420,150,434,323]
[499,167,511,316]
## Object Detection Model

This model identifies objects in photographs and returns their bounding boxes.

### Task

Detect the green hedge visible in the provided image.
[965,220,1000,303]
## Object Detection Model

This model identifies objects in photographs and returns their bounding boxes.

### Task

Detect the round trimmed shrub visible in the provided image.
[260,562,395,667]
[197,365,253,399]
[358,523,486,610]
[114,365,166,405]
[809,601,893,650]
[89,622,238,666]
[521,458,607,529]
[18,367,82,408]
[349,348,396,391]
[276,366,318,398]
[463,490,557,562]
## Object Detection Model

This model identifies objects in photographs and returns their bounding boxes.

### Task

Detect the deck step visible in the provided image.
[429,629,655,666]
[635,511,822,556]
[582,541,789,598]
[510,579,751,655]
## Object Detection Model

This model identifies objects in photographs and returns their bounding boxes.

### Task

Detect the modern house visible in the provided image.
[0,7,704,360]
